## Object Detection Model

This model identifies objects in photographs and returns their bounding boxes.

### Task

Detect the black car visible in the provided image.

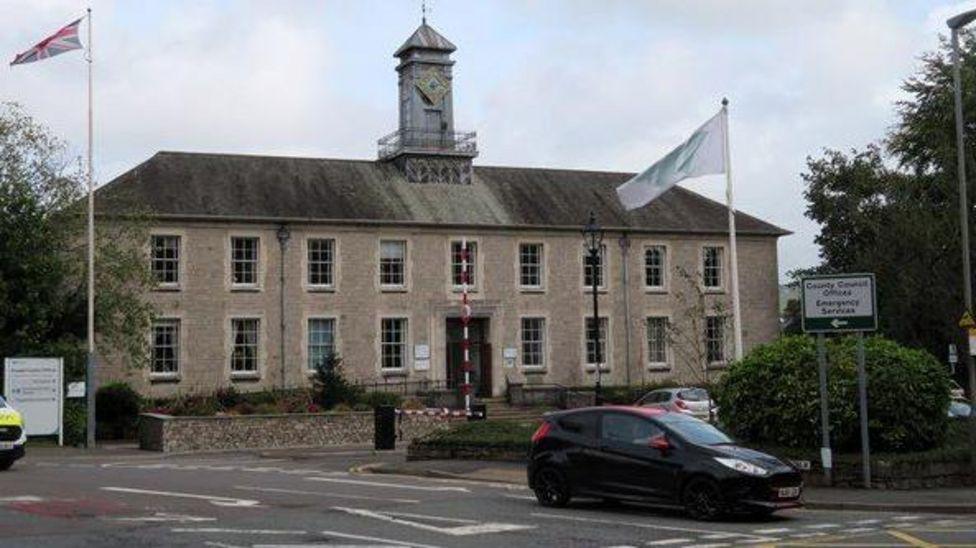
[527,405,802,520]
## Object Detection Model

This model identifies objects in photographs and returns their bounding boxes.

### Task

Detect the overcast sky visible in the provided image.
[1,0,973,279]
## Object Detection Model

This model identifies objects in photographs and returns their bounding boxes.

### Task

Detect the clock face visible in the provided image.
[416,68,449,105]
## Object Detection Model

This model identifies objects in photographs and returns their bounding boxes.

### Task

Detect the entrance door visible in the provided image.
[446,318,492,397]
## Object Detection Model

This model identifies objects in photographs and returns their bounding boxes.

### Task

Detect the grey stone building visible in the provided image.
[97,22,788,399]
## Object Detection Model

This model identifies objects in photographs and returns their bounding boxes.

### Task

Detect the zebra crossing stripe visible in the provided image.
[646,540,692,546]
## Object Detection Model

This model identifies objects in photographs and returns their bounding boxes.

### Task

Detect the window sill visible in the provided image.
[149,373,181,383]
[581,287,609,294]
[380,286,408,293]
[306,286,336,293]
[450,287,481,294]
[522,367,547,374]
[644,287,668,294]
[703,287,726,294]
[647,364,671,371]
[230,372,261,381]
[584,365,611,373]
[230,285,262,293]
[152,285,182,293]
[519,287,546,294]
[380,368,408,377]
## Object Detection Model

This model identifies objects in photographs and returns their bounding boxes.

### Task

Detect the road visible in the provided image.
[0,447,973,548]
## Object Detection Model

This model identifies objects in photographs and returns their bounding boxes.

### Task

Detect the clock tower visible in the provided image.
[378,22,477,184]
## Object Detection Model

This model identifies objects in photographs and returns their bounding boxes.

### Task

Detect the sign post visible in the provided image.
[802,274,877,488]
[3,358,64,446]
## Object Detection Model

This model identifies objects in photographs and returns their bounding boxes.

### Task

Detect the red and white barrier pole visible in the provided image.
[461,238,472,415]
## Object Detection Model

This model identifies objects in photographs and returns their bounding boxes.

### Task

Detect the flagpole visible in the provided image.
[85,6,97,449]
[722,98,744,361]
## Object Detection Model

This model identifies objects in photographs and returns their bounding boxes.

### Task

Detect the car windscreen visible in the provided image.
[658,414,732,445]
[677,388,709,401]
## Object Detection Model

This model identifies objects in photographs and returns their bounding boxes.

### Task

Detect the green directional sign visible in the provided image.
[801,274,877,333]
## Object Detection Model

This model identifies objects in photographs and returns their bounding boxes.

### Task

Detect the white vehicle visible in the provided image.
[0,395,26,470]
[635,387,715,421]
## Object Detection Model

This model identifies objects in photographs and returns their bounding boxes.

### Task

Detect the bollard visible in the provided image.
[374,405,396,450]
[468,403,487,422]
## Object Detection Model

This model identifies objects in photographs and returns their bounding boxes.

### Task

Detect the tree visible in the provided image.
[801,32,976,370]
[0,103,154,383]
[665,266,729,387]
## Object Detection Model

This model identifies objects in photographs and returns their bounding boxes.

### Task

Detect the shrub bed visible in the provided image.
[408,419,540,461]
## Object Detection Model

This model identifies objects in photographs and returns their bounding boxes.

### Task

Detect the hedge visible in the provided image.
[715,335,951,453]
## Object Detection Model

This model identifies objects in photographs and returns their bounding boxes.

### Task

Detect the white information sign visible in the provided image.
[801,274,877,332]
[3,358,63,444]
[67,382,86,399]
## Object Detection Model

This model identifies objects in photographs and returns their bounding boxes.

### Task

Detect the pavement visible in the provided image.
[364,458,976,515]
[0,444,974,547]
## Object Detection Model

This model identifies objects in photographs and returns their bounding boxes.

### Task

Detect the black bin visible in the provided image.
[374,405,397,450]
[468,403,487,421]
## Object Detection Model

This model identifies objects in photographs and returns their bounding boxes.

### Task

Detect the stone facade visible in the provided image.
[104,221,780,398]
[139,411,461,453]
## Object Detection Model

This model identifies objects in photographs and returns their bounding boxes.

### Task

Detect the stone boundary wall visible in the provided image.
[139,411,461,453]
[507,384,595,409]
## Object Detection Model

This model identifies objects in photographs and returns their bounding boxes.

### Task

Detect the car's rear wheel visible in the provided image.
[683,478,724,521]
[533,467,571,507]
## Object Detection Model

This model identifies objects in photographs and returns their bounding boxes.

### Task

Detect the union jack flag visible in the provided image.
[11,18,83,66]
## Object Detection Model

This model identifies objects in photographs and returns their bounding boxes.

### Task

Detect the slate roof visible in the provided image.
[95,151,788,237]
[394,23,457,56]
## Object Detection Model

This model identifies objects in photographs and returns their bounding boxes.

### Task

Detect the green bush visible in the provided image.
[312,354,363,410]
[419,419,540,450]
[360,391,403,409]
[716,335,951,453]
[63,400,87,446]
[95,382,142,439]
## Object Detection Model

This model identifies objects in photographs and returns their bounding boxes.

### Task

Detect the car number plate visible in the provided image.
[0,442,14,450]
[778,486,800,498]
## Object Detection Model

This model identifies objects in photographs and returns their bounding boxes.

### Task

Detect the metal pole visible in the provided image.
[816,333,832,485]
[856,332,871,488]
[619,234,632,387]
[277,226,289,390]
[722,98,744,361]
[85,7,96,450]
[950,26,976,475]
[591,244,602,405]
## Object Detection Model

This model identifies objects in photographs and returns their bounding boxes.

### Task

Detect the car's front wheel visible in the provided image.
[533,467,571,507]
[683,478,724,521]
[0,458,14,471]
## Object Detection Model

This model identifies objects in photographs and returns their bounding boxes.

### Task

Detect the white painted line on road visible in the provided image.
[804,523,841,529]
[316,529,442,548]
[735,539,779,545]
[531,512,753,538]
[702,533,740,539]
[752,528,791,534]
[844,527,878,534]
[332,506,535,536]
[686,543,729,548]
[203,542,246,548]
[235,486,421,504]
[851,519,881,525]
[892,515,922,521]
[306,477,470,493]
[646,538,693,545]
[0,496,44,502]
[112,512,216,523]
[502,494,537,501]
[101,487,261,508]
[171,527,307,535]
[789,532,827,538]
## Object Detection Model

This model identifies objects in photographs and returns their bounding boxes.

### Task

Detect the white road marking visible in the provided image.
[687,543,729,548]
[203,542,246,548]
[892,515,922,521]
[851,519,881,525]
[752,528,791,534]
[235,485,420,504]
[532,512,757,538]
[0,496,44,502]
[101,487,260,508]
[844,527,878,534]
[332,506,534,536]
[804,523,841,529]
[702,533,740,539]
[736,539,779,545]
[171,527,307,535]
[502,494,537,501]
[646,538,693,545]
[316,529,443,548]
[112,512,216,523]
[790,532,827,538]
[306,477,470,493]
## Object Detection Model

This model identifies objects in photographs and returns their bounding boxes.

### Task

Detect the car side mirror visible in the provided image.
[649,434,670,452]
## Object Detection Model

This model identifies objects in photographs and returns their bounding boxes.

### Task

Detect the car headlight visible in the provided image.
[714,457,769,477]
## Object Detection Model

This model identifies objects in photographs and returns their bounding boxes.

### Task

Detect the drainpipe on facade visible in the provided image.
[619,233,632,387]
[276,225,291,391]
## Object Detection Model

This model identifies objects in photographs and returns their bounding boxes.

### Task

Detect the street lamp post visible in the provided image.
[947,9,976,472]
[583,211,605,406]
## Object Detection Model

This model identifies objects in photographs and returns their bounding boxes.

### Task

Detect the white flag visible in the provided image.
[616,110,726,211]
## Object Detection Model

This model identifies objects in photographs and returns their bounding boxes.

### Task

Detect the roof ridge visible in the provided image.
[153,150,377,164]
